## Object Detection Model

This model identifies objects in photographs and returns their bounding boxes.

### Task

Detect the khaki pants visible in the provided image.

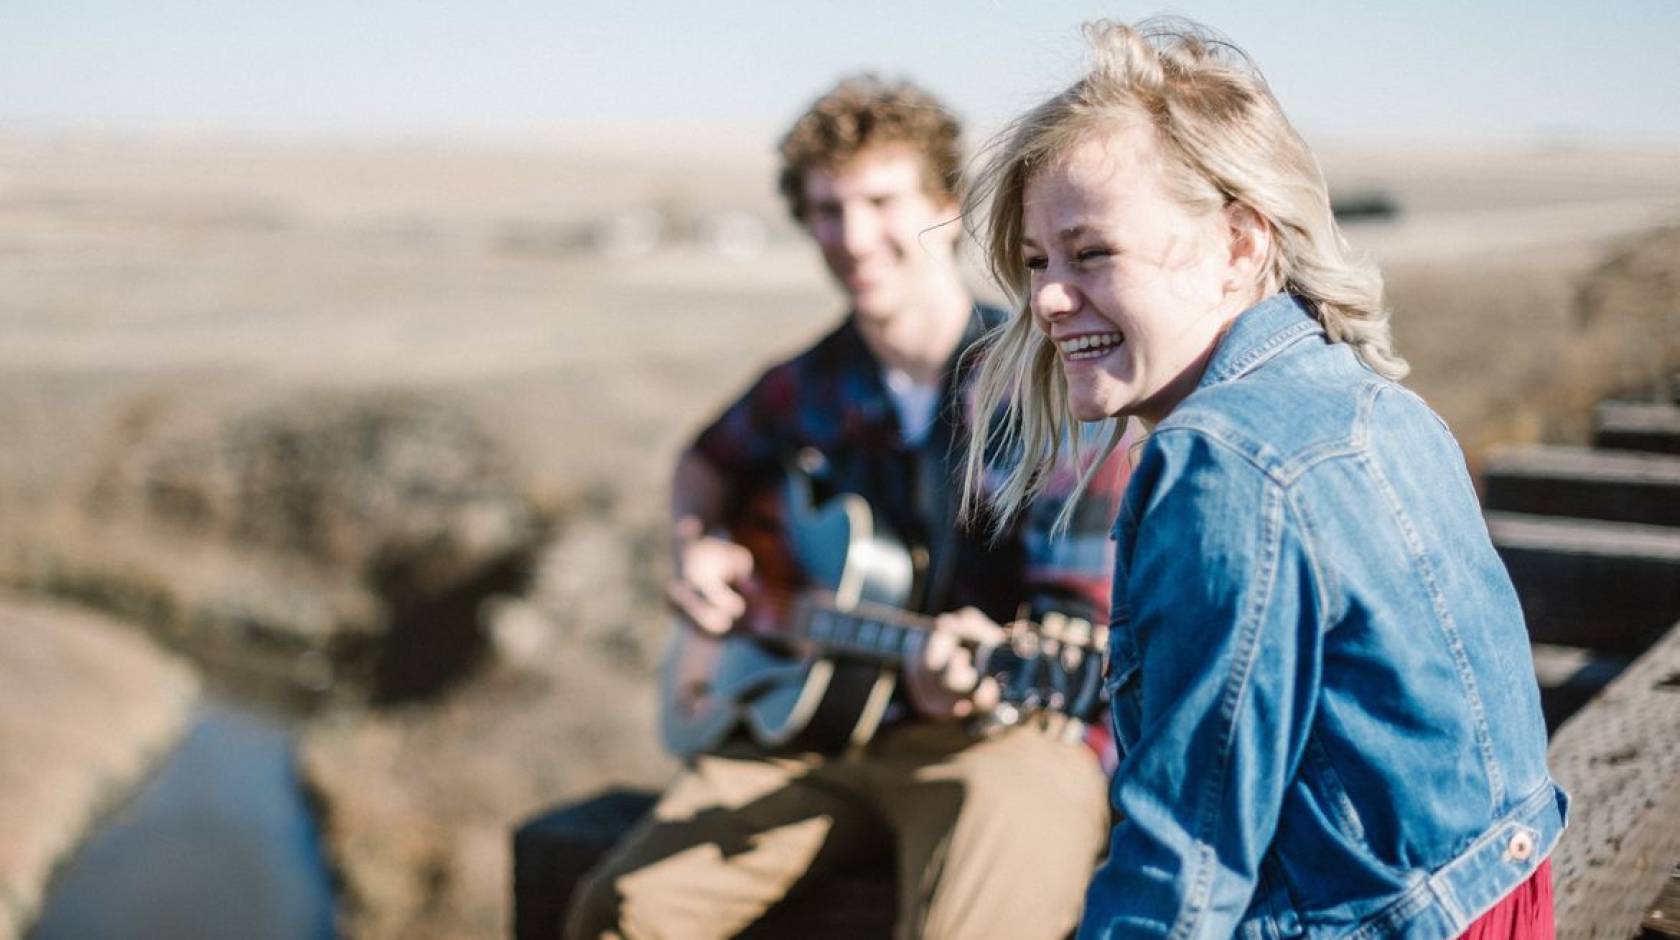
[566,721,1109,940]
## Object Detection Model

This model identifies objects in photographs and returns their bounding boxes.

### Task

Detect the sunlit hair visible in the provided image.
[960,17,1407,535]
[777,74,964,222]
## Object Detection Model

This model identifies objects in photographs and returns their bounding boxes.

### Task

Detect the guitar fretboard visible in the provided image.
[792,595,1108,723]
[799,600,932,664]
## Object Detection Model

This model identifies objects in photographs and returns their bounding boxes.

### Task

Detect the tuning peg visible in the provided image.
[1060,617,1091,671]
[1061,641,1085,674]
[795,447,827,475]
[972,701,1023,737]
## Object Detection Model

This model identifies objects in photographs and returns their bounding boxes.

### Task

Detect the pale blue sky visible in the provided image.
[3,1,1677,144]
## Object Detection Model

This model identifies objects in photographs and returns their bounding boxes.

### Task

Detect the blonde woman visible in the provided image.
[963,19,1565,939]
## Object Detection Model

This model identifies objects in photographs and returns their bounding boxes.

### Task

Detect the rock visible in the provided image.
[7,387,547,706]
[1550,225,1680,434]
[513,488,669,671]
[299,489,676,939]
[0,590,198,940]
[299,661,674,940]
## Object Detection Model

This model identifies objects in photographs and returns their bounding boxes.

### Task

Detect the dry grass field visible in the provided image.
[2,133,1677,937]
[2,137,1676,502]
[3,136,1677,501]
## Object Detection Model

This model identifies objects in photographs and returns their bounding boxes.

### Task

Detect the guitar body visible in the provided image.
[660,469,918,760]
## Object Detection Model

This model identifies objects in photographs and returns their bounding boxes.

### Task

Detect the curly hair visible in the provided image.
[962,17,1407,535]
[777,74,964,221]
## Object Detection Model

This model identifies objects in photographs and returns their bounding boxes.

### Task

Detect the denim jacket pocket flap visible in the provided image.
[1104,621,1144,755]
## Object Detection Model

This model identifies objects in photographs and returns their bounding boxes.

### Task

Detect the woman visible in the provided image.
[961,18,1566,940]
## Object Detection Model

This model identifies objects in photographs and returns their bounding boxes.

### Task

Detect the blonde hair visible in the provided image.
[961,17,1406,534]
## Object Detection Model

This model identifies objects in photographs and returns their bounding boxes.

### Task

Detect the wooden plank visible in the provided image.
[1549,620,1680,940]
[1532,643,1633,731]
[1641,866,1680,938]
[1489,512,1680,654]
[1483,445,1680,528]
[1597,402,1680,457]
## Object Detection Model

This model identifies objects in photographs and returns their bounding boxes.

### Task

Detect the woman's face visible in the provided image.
[1021,126,1257,424]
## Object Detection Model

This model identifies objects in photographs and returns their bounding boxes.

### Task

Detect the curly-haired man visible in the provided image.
[566,75,1130,940]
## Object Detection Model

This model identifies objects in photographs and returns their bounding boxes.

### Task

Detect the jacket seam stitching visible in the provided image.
[1338,783,1559,939]
[1166,476,1286,939]
[1206,319,1323,385]
[1151,425,1365,489]
[1355,391,1504,809]
[1285,486,1378,857]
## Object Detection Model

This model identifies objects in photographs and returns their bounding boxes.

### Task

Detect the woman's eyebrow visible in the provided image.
[1023,224,1098,250]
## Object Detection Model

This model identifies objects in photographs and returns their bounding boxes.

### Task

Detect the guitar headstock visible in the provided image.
[974,613,1109,738]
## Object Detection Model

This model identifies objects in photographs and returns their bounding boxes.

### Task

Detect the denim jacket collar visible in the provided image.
[1197,292,1325,391]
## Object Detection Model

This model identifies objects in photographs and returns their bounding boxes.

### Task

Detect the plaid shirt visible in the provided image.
[691,305,1134,768]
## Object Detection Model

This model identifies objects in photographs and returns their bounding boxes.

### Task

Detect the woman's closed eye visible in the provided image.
[1024,246,1113,273]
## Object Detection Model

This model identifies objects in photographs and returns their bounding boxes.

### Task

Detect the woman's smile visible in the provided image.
[1056,331,1126,361]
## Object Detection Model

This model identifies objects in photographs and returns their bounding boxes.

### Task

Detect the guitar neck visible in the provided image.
[796,596,934,666]
[784,594,1109,725]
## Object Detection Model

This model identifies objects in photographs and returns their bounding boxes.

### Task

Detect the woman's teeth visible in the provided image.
[1059,332,1124,360]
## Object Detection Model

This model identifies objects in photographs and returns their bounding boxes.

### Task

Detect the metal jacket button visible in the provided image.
[1507,830,1535,861]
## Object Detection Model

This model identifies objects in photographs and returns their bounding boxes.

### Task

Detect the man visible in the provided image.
[567,74,1130,940]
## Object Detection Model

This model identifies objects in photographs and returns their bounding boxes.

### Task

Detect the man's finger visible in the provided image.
[923,627,956,672]
[668,581,733,636]
[696,579,747,621]
[726,542,756,579]
[943,653,979,695]
[942,607,1006,645]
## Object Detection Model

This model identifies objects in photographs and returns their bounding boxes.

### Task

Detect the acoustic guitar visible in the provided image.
[659,455,1107,759]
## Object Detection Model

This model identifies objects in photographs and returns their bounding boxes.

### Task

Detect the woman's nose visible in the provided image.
[1032,278,1079,322]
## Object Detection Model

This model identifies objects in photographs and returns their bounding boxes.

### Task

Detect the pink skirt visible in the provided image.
[1457,859,1553,940]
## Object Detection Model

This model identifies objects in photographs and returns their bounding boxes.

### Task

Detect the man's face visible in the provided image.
[800,147,960,325]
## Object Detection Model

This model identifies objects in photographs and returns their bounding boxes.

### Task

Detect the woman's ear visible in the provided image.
[1222,200,1273,295]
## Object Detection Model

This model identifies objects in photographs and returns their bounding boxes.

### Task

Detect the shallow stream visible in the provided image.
[28,703,336,940]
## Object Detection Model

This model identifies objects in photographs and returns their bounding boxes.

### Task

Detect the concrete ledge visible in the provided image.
[513,789,656,940]
[0,591,198,940]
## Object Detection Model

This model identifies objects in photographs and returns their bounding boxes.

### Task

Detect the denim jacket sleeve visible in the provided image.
[1079,427,1325,940]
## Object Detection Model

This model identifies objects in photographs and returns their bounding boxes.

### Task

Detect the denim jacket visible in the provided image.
[1078,294,1567,939]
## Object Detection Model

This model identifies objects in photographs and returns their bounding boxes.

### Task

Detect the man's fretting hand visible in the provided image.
[903,606,1006,720]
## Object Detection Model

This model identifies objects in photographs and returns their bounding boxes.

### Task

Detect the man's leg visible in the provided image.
[565,746,889,940]
[869,722,1110,940]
